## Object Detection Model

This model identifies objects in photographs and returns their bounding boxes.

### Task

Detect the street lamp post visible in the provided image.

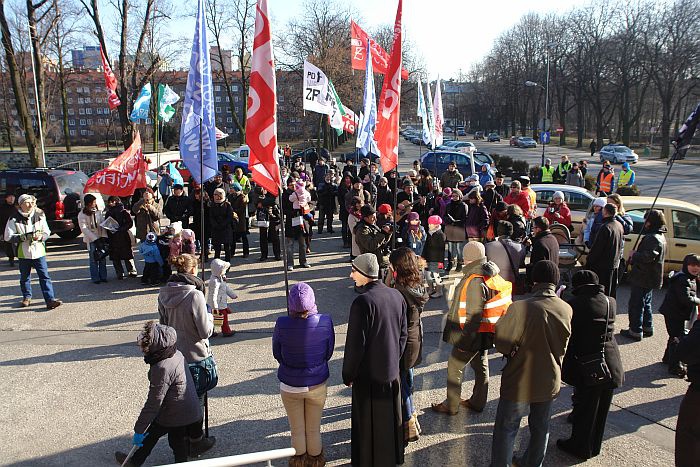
[525,42,556,168]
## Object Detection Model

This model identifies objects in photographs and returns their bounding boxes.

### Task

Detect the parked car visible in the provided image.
[444,126,453,134]
[420,151,489,178]
[474,131,484,140]
[457,128,467,136]
[487,133,501,142]
[509,135,519,146]
[452,141,477,152]
[516,136,537,148]
[156,151,250,185]
[599,144,639,164]
[473,151,495,167]
[621,196,700,275]
[531,184,595,238]
[0,168,88,239]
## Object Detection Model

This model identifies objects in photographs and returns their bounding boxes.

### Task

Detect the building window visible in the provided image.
[86,108,92,115]
[68,109,74,115]
[85,97,92,104]
[146,118,152,124]
[95,97,102,104]
[104,108,109,114]
[216,106,221,113]
[69,130,76,136]
[87,119,92,124]
[79,108,85,115]
[96,108,102,114]
[78,97,84,104]
[69,119,75,126]
[279,95,284,103]
[215,85,221,91]
[234,96,239,103]
[215,96,221,103]
[232,85,238,91]
[80,119,86,126]
[227,117,232,123]
[81,130,87,136]
[68,98,73,104]
[49,115,56,121]
[226,96,230,102]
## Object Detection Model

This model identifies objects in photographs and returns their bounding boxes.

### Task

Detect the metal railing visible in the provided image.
[155,448,296,467]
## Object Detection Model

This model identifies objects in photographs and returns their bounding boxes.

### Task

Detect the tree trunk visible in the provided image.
[0,0,42,166]
[55,27,71,152]
[659,96,672,158]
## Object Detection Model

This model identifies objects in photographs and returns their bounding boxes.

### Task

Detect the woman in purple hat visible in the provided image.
[273,282,335,466]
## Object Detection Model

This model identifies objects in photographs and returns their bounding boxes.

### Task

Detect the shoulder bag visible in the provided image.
[575,296,613,386]
[188,354,219,397]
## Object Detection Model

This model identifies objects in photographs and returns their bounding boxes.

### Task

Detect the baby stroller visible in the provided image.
[549,223,583,287]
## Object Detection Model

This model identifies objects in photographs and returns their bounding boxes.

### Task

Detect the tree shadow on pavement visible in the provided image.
[0,342,136,367]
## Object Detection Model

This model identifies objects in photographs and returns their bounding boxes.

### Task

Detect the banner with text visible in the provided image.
[303,60,333,115]
[84,133,146,196]
[350,20,409,80]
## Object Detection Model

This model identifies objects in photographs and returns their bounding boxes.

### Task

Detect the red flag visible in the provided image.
[374,0,403,173]
[84,133,146,196]
[100,46,117,91]
[351,20,408,80]
[246,0,281,197]
[107,89,121,110]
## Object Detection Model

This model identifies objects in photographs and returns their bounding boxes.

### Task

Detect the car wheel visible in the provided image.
[56,227,81,240]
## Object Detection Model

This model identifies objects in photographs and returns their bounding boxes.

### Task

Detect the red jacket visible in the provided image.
[543,202,572,227]
[504,191,531,217]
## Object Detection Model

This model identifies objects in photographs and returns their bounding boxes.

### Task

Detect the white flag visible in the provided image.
[303,60,333,115]
[425,80,436,149]
[417,77,431,146]
[328,79,346,135]
[432,76,444,148]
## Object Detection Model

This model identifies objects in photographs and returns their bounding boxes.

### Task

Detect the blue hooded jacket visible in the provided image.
[479,164,494,188]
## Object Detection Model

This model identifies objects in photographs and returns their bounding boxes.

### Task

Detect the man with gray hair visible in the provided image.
[4,194,61,309]
[343,253,407,466]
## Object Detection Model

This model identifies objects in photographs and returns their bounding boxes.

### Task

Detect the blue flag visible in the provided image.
[129,83,152,122]
[167,161,184,186]
[356,42,379,157]
[179,0,218,184]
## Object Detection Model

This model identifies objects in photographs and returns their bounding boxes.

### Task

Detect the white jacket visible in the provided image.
[206,259,238,310]
[78,210,107,244]
[4,209,51,259]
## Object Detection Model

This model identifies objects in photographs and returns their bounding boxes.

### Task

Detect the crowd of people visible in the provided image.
[0,149,696,467]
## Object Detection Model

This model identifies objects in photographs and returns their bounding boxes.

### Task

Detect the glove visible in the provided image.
[132,432,147,447]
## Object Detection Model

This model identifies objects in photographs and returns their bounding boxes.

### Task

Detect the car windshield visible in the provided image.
[218,152,235,162]
[53,171,87,195]
[522,138,534,142]
[615,147,632,153]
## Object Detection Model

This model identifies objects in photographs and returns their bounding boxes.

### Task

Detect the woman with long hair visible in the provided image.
[273,282,335,466]
[388,247,429,443]
[465,190,489,242]
[105,195,137,279]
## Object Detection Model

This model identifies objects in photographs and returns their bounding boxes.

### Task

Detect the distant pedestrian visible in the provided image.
[343,253,407,466]
[0,193,17,266]
[589,140,597,157]
[274,283,334,467]
[4,194,62,309]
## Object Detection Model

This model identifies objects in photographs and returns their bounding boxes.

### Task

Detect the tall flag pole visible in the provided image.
[374,0,403,174]
[356,41,379,157]
[247,0,289,310]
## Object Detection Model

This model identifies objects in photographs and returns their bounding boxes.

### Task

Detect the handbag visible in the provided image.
[92,237,110,261]
[188,354,219,397]
[291,215,304,227]
[575,296,613,387]
[500,239,527,295]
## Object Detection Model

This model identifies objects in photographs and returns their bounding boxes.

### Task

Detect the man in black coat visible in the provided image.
[316,172,338,234]
[586,204,624,297]
[527,216,560,281]
[163,184,192,229]
[676,319,700,466]
[559,270,624,461]
[343,253,407,467]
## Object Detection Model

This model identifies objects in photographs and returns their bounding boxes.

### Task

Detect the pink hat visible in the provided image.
[443,187,452,196]
[428,215,442,225]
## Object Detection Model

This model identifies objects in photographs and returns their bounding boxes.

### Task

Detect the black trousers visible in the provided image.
[113,259,136,278]
[677,386,700,467]
[141,262,161,284]
[568,385,614,459]
[318,207,334,233]
[129,419,203,466]
[231,231,249,256]
[3,241,15,263]
[663,314,686,370]
[259,226,280,259]
[213,242,231,262]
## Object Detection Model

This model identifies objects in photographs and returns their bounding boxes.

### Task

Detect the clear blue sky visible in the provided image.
[263,0,593,79]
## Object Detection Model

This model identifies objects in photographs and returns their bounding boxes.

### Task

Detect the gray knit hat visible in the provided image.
[352,253,379,279]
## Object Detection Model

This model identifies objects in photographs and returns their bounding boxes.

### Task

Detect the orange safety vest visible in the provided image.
[457,273,513,333]
[599,173,614,193]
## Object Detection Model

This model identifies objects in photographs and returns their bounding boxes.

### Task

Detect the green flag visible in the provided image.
[157,84,180,123]
[328,80,346,136]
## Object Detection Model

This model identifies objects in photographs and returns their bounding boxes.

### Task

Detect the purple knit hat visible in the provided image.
[288,282,318,316]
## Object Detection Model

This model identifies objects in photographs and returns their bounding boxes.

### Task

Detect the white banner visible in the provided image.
[303,60,333,115]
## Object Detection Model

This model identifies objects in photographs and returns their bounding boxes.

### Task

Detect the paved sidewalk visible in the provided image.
[0,228,683,466]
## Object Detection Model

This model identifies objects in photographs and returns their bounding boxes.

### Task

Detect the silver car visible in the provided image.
[599,145,639,164]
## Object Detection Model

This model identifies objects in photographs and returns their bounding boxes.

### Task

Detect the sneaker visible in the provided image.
[274,256,281,261]
[620,329,642,342]
[287,265,294,271]
[259,257,267,262]
[643,328,654,338]
[128,271,138,278]
[46,299,62,310]
[190,436,216,457]
[300,263,311,268]
[21,298,31,307]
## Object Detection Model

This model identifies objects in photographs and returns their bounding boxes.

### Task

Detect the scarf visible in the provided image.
[351,209,362,221]
[168,272,206,294]
[144,344,177,365]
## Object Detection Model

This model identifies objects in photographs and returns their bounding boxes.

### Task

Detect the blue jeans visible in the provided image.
[628,286,653,334]
[18,256,56,303]
[490,398,553,467]
[88,243,107,282]
[400,368,414,423]
[447,241,464,263]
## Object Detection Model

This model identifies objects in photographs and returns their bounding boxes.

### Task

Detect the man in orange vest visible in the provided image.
[432,241,513,415]
[595,162,616,196]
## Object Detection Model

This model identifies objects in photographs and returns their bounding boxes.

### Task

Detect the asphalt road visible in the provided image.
[0,221,686,466]
[398,137,695,201]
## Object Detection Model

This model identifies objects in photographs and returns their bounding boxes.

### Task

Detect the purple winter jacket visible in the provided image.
[273,314,335,387]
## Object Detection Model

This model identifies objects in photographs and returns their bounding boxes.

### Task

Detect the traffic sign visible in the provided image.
[556,128,564,133]
[540,131,550,144]
[538,118,551,131]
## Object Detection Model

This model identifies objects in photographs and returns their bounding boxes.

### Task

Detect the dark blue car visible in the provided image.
[420,151,487,177]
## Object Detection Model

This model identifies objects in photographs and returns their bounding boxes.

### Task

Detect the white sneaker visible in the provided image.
[287,265,294,271]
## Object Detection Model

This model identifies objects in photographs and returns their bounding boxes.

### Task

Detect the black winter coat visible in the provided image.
[586,216,624,286]
[0,201,17,232]
[163,195,192,225]
[677,320,700,386]
[208,201,234,244]
[627,228,666,290]
[422,229,446,262]
[508,213,527,242]
[376,186,394,207]
[105,204,134,261]
[562,284,624,389]
[528,230,560,278]
[660,271,700,322]
[316,181,338,210]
